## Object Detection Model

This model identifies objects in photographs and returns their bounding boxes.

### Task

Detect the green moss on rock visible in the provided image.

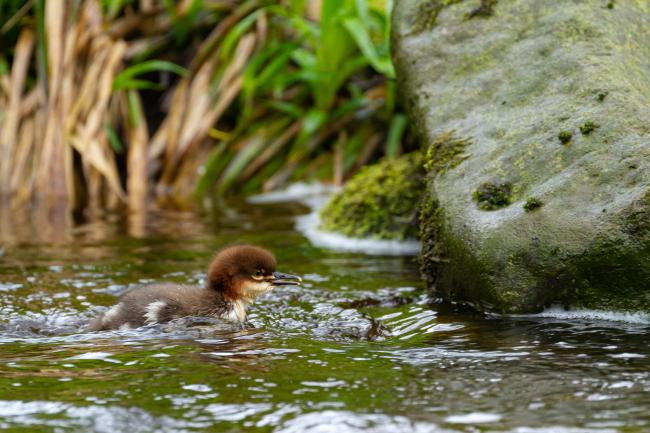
[473,181,513,210]
[319,152,425,240]
[418,194,445,287]
[558,130,572,145]
[624,189,650,237]
[523,197,543,212]
[424,131,471,174]
[579,120,599,135]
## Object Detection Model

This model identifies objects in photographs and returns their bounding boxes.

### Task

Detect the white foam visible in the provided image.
[0,400,198,432]
[182,384,212,392]
[445,412,502,424]
[66,352,121,364]
[300,380,347,388]
[0,282,22,291]
[513,307,650,324]
[609,353,645,359]
[276,410,440,433]
[248,182,338,204]
[249,182,420,256]
[296,212,420,256]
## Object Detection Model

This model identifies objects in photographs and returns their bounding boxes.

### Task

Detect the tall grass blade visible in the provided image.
[386,113,406,159]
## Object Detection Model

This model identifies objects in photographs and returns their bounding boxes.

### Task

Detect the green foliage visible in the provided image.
[105,124,124,153]
[4,0,411,201]
[195,0,411,196]
[102,0,134,20]
[112,60,188,91]
[319,152,425,240]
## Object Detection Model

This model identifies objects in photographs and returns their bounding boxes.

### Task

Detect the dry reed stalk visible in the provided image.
[0,29,34,193]
[24,109,46,206]
[170,139,213,202]
[18,88,40,118]
[0,75,10,97]
[64,2,126,205]
[263,114,355,191]
[123,34,169,60]
[353,131,382,172]
[240,120,302,180]
[255,10,267,45]
[148,79,189,162]
[191,1,258,70]
[140,0,155,13]
[156,33,255,191]
[9,116,35,200]
[36,1,68,207]
[126,90,149,213]
[174,62,213,158]
[0,0,34,34]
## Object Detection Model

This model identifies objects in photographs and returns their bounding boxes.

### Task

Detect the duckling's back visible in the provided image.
[86,283,224,331]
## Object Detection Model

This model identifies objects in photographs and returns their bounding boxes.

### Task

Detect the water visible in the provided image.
[0,199,649,433]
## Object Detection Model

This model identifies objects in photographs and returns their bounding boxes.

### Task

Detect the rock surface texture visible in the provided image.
[393,0,650,312]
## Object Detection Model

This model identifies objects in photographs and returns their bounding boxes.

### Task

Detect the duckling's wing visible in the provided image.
[87,283,198,331]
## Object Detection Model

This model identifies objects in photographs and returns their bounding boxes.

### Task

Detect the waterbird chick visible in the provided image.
[86,245,301,331]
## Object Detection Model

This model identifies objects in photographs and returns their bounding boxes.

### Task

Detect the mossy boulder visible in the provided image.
[319,152,425,240]
[393,0,650,312]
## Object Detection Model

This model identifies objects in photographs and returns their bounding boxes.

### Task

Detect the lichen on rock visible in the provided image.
[319,152,425,240]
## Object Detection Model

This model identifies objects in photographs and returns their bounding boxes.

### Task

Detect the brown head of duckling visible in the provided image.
[207,245,302,303]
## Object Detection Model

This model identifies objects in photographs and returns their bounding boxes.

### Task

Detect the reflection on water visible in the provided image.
[0,199,649,433]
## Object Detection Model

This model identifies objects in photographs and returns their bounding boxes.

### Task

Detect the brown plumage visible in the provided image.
[86,245,301,331]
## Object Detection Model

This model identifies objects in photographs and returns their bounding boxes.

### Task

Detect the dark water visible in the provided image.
[0,199,648,433]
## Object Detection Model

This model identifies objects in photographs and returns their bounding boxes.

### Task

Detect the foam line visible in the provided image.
[510,306,650,324]
[249,183,420,256]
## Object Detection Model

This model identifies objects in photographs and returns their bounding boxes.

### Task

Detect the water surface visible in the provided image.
[0,199,648,432]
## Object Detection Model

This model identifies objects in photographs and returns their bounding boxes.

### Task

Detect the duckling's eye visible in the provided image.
[252,269,264,279]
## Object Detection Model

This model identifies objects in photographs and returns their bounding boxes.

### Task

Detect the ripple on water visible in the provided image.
[275,410,445,433]
[0,400,201,433]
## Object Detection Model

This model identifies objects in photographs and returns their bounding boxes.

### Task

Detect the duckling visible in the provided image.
[86,245,301,331]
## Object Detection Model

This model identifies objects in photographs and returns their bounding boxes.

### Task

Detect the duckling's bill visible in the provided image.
[272,271,302,286]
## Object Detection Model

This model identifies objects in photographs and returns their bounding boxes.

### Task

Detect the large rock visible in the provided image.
[393,0,650,312]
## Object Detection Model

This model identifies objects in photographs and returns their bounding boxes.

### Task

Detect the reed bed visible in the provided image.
[0,0,412,215]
